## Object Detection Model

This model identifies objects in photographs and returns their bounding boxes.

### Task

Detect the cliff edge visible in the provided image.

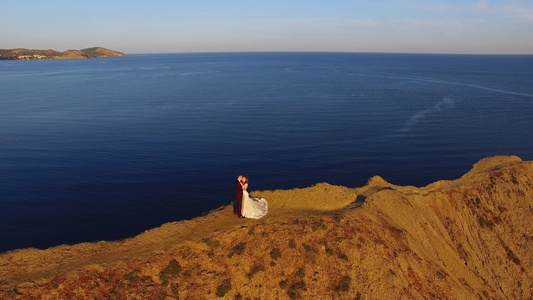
[1,155,532,299]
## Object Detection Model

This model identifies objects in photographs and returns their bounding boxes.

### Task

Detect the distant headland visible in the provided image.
[0,47,126,60]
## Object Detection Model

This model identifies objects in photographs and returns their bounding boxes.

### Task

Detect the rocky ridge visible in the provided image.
[0,155,532,299]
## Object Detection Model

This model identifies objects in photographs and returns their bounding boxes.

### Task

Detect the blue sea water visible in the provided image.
[1,52,532,253]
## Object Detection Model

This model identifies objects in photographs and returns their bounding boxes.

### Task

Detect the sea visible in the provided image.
[1,52,532,253]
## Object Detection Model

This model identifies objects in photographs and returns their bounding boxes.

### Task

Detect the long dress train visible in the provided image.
[241,190,268,219]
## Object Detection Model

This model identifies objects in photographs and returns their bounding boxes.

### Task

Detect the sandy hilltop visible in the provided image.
[0,47,125,60]
[1,155,532,299]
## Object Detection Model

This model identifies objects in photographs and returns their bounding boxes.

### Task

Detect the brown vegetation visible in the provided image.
[0,47,125,60]
[1,155,532,299]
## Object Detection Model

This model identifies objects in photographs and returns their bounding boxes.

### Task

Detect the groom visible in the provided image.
[234,174,244,218]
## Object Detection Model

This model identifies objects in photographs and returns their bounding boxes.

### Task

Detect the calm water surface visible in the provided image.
[1,52,533,252]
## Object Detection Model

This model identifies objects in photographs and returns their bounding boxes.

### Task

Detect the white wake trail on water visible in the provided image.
[9,71,63,77]
[349,73,532,145]
[397,96,458,134]
[381,75,533,98]
[353,96,460,145]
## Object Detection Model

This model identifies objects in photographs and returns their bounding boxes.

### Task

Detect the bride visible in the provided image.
[240,176,268,219]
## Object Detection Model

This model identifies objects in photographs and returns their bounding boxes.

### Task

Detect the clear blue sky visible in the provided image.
[2,0,532,54]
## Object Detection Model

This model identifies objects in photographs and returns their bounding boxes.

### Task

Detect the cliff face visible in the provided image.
[1,156,532,299]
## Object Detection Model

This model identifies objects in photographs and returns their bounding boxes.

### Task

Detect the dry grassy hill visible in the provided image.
[1,155,532,299]
[0,47,125,60]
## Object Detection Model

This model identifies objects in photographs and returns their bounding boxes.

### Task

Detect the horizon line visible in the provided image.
[124,50,533,56]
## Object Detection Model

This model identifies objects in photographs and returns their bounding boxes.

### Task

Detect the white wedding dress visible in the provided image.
[241,190,268,219]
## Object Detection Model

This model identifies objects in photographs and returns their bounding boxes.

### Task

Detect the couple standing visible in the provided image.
[234,174,268,219]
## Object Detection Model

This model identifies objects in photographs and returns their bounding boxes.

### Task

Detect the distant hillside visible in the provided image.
[1,156,532,299]
[0,47,125,60]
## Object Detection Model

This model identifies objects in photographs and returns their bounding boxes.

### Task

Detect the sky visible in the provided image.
[2,0,532,54]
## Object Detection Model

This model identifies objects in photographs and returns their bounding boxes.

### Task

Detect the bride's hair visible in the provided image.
[242,177,249,185]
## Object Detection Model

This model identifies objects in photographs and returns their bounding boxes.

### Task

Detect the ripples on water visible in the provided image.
[1,53,532,252]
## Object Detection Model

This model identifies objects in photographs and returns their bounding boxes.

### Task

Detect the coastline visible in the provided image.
[0,47,125,60]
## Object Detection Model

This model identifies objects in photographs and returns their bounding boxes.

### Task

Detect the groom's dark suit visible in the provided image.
[234,179,244,218]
